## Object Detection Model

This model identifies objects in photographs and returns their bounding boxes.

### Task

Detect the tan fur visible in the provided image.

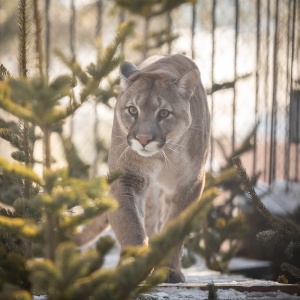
[108,54,210,283]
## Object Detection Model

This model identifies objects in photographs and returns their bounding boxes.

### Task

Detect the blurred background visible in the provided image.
[1,0,300,280]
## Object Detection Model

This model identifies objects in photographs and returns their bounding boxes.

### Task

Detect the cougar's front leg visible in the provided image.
[162,179,205,283]
[108,172,149,247]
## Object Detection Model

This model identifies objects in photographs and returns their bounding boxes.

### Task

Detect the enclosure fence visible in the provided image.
[1,0,300,192]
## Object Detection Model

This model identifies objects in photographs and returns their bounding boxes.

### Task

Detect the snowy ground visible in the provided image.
[33,229,300,299]
[98,230,300,300]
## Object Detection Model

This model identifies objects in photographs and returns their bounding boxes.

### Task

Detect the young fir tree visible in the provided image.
[232,156,300,283]
[183,128,257,273]
[0,0,40,261]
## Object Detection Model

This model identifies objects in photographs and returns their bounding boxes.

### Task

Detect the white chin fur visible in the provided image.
[131,140,160,157]
[136,149,158,157]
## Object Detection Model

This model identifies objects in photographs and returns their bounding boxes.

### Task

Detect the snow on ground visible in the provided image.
[32,230,299,299]
[139,287,299,300]
[99,230,300,299]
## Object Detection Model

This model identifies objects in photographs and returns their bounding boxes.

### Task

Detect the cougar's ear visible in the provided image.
[119,61,139,90]
[175,69,199,99]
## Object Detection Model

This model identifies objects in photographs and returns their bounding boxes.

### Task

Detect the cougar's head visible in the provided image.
[116,61,199,157]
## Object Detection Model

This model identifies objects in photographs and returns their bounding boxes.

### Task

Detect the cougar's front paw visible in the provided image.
[160,267,185,283]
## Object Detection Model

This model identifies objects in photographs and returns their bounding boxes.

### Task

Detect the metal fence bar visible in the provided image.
[93,0,103,178]
[69,0,76,139]
[210,0,216,170]
[96,0,102,38]
[232,0,239,154]
[269,0,279,186]
[70,0,76,61]
[284,0,292,191]
[263,0,271,182]
[294,0,299,182]
[253,0,260,176]
[288,0,297,183]
[45,0,51,80]
[191,1,196,60]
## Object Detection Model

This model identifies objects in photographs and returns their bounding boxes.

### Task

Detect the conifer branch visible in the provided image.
[0,84,34,123]
[21,129,34,176]
[205,167,237,189]
[18,0,29,78]
[0,290,32,300]
[0,215,39,239]
[232,157,300,238]
[54,50,89,85]
[0,64,12,81]
[0,128,23,150]
[0,157,44,186]
[86,21,134,82]
[114,0,194,18]
[233,157,279,222]
[281,262,300,278]
[11,151,27,163]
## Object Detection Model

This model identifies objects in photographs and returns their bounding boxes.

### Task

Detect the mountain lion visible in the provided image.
[108,54,210,283]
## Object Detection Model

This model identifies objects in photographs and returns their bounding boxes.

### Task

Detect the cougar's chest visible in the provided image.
[154,150,192,194]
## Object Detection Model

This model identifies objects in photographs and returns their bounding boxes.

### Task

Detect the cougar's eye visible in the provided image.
[128,106,138,116]
[158,109,170,118]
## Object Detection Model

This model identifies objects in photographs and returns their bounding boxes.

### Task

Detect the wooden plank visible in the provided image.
[159,283,300,296]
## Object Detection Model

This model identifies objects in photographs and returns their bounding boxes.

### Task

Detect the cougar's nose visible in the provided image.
[136,134,153,146]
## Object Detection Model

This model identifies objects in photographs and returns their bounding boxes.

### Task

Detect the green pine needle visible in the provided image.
[0,64,12,81]
[0,156,44,186]
[0,128,23,150]
[0,215,39,238]
[281,262,300,278]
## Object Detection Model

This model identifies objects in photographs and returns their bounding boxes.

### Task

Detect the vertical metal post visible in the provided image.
[142,17,149,60]
[70,0,76,62]
[96,0,102,37]
[191,1,196,60]
[93,0,103,178]
[210,0,216,170]
[119,7,125,54]
[253,0,260,176]
[288,0,297,183]
[69,0,76,139]
[232,0,239,154]
[45,0,51,80]
[263,0,270,182]
[167,11,172,54]
[269,0,279,186]
[93,101,99,178]
[294,0,299,182]
[285,0,292,192]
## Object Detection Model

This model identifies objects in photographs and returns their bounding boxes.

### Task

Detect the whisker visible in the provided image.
[166,145,188,163]
[160,149,168,169]
[166,142,187,149]
[160,149,179,172]
[111,135,124,141]
[189,126,205,133]
[110,141,127,152]
[117,146,130,166]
